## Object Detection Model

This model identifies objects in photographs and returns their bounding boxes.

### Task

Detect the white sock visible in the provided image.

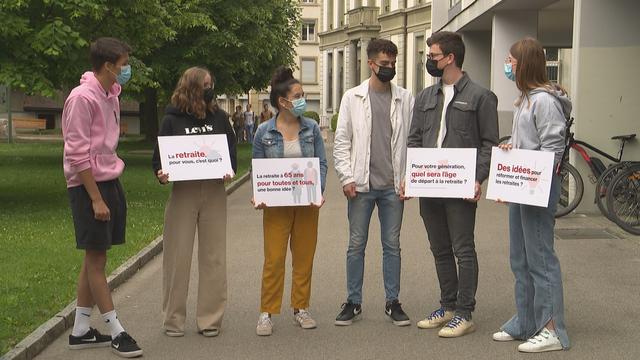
[71,306,93,337]
[546,328,558,337]
[101,310,126,338]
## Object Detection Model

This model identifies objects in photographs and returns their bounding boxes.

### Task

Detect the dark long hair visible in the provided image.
[269,66,299,110]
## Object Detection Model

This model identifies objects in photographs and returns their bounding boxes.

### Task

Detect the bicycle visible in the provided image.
[606,162,640,235]
[499,118,636,218]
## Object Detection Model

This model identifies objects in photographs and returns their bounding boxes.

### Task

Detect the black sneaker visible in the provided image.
[68,327,112,350]
[334,302,362,326]
[111,332,143,358]
[385,300,411,326]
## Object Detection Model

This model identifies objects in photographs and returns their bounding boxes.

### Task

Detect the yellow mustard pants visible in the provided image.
[260,206,319,314]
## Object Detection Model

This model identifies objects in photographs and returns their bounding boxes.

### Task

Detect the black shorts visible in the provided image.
[68,179,127,251]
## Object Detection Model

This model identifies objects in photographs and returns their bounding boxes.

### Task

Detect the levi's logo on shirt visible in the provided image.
[184,125,214,134]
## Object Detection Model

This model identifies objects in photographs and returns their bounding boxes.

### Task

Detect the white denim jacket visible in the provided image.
[333,79,414,194]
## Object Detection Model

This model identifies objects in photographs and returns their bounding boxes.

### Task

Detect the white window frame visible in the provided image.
[301,20,317,43]
[300,57,318,84]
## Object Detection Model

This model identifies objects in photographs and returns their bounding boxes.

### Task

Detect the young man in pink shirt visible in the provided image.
[62,37,142,358]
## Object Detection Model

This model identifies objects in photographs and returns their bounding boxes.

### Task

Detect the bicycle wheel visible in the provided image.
[606,163,640,235]
[595,162,632,220]
[556,162,583,218]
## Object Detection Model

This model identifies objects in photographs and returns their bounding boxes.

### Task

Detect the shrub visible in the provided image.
[331,113,339,132]
[303,111,320,124]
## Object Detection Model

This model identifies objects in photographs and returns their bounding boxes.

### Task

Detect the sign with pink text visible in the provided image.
[252,158,322,207]
[404,148,477,198]
[157,134,233,181]
[486,147,555,207]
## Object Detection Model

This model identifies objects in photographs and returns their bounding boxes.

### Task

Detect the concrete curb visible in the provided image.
[1,171,251,360]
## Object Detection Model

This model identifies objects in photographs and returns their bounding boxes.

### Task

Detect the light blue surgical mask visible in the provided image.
[288,98,307,118]
[504,63,515,82]
[116,65,132,85]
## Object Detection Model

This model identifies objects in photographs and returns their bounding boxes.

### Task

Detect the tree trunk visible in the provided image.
[141,87,159,142]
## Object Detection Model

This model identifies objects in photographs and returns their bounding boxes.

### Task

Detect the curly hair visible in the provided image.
[171,67,214,119]
[366,38,398,59]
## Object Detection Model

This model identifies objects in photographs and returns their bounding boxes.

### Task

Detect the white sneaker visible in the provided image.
[438,315,476,338]
[256,312,273,336]
[492,331,515,342]
[293,309,317,329]
[518,328,562,353]
[417,308,454,329]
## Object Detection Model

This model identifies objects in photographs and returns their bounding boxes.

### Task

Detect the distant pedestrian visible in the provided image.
[232,105,245,143]
[244,104,255,144]
[260,102,274,126]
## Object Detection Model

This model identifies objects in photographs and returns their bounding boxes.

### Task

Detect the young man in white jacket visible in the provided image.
[333,39,414,327]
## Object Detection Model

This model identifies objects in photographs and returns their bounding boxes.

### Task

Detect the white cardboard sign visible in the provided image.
[485,147,555,207]
[157,134,233,182]
[404,148,477,198]
[252,158,322,207]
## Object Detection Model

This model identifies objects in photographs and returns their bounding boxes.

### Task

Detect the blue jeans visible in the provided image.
[502,175,570,349]
[346,188,404,304]
[245,124,254,144]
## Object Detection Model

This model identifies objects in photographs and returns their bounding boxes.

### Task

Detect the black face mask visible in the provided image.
[204,87,215,103]
[375,65,396,83]
[426,59,444,78]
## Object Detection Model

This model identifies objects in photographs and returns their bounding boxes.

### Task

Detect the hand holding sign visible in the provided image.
[404,148,477,199]
[158,134,233,182]
[252,158,322,207]
[486,147,555,207]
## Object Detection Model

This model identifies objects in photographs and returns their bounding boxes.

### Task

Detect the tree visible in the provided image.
[0,0,172,97]
[138,0,300,140]
[0,0,301,141]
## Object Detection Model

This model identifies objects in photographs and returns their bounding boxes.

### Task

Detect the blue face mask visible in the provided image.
[116,65,132,85]
[504,63,515,82]
[288,98,307,118]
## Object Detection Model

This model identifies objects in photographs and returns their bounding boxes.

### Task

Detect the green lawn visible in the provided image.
[0,140,252,355]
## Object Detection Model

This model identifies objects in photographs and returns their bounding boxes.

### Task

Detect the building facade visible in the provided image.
[218,0,324,119]
[432,0,640,213]
[318,0,432,126]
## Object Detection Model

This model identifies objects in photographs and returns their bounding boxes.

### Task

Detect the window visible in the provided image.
[301,58,317,84]
[383,0,390,12]
[300,0,315,3]
[545,48,560,83]
[301,21,316,42]
[415,35,425,94]
[449,0,460,8]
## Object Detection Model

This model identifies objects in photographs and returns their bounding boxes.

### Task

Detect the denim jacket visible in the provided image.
[253,115,328,193]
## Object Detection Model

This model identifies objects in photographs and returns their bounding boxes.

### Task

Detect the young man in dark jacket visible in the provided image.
[407,31,498,338]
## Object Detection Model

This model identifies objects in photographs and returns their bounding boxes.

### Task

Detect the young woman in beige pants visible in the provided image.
[152,67,237,337]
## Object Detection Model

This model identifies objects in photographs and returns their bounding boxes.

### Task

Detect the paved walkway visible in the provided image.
[36,154,640,360]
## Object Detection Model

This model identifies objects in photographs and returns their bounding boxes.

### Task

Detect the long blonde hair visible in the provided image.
[171,67,214,119]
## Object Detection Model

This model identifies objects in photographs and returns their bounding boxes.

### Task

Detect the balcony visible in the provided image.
[346,6,381,34]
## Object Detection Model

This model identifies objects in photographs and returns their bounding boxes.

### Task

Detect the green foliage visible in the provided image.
[331,112,339,132]
[303,111,320,124]
[0,0,301,100]
[0,141,253,354]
